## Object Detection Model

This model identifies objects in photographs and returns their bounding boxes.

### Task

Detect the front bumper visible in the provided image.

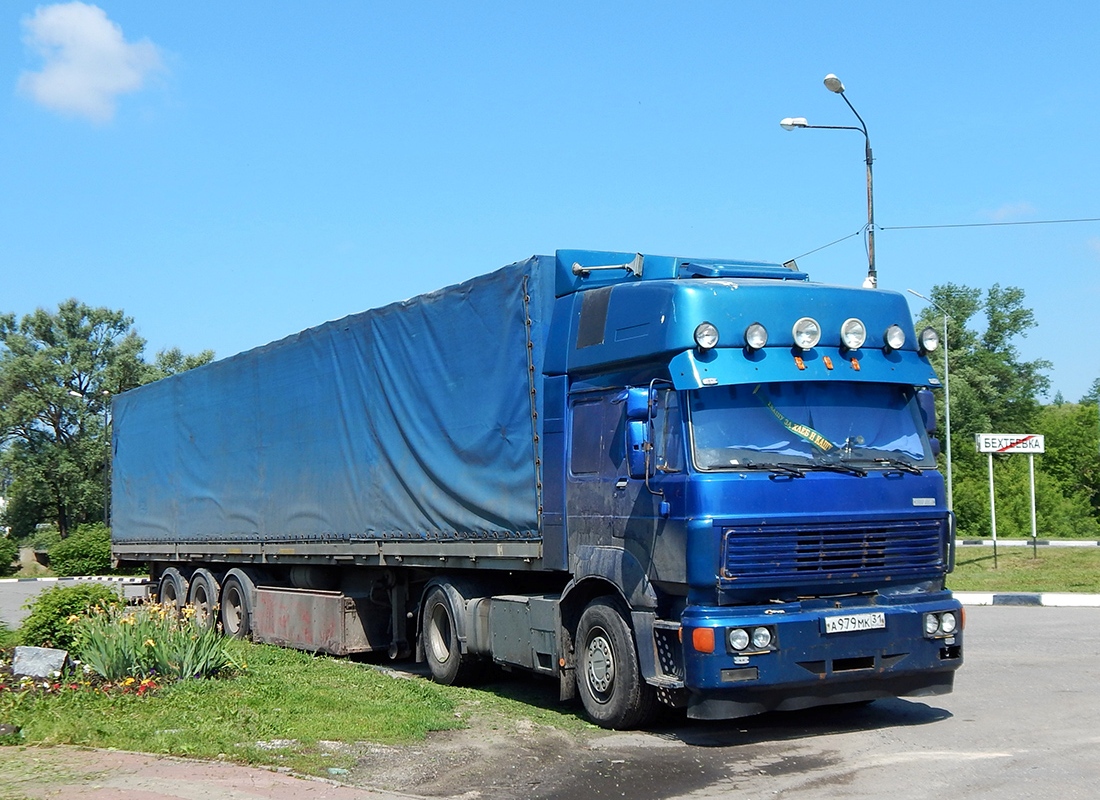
[680,592,963,720]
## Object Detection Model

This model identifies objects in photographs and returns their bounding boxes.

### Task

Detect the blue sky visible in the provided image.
[2,2,1098,403]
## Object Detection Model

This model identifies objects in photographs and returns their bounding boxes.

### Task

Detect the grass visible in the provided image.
[949,542,1100,593]
[0,639,592,778]
[10,561,53,579]
[3,544,1097,782]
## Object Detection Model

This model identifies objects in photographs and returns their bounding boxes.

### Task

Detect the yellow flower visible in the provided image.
[122,677,136,686]
[144,639,156,648]
[66,614,81,624]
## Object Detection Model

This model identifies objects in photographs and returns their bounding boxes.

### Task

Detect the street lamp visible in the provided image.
[781,73,877,288]
[907,289,953,511]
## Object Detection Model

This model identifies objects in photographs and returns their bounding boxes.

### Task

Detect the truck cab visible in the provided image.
[542,250,961,725]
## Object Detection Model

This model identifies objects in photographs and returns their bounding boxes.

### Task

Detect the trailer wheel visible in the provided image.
[187,569,221,629]
[158,568,190,614]
[576,598,658,730]
[219,570,255,639]
[421,586,475,685]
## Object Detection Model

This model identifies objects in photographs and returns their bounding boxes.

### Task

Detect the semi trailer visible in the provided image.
[112,249,963,729]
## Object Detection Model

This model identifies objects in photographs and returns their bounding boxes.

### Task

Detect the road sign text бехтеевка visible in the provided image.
[975,433,1046,454]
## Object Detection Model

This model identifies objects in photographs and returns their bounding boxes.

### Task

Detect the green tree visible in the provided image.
[1082,378,1100,405]
[0,300,213,537]
[1038,401,1100,518]
[913,283,1051,536]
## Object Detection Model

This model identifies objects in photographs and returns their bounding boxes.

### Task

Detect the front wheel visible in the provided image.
[576,598,658,730]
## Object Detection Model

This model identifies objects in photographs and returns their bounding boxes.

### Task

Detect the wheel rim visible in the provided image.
[193,584,211,625]
[161,580,178,607]
[223,585,243,635]
[427,602,453,664]
[585,626,615,700]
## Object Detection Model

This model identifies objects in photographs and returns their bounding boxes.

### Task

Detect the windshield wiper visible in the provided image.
[810,460,868,477]
[741,460,806,478]
[872,457,923,475]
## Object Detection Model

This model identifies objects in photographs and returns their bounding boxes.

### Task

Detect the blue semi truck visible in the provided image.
[111,249,962,729]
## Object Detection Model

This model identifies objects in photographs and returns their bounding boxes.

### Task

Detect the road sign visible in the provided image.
[975,433,1046,561]
[975,433,1045,454]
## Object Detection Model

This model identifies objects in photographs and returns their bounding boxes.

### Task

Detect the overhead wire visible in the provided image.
[789,216,1100,262]
[881,217,1100,231]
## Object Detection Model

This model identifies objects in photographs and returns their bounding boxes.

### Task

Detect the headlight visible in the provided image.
[792,317,821,350]
[728,628,750,651]
[923,613,941,636]
[751,627,773,649]
[940,611,957,635]
[695,322,719,350]
[744,322,768,350]
[840,318,866,350]
[883,324,906,351]
[919,326,940,354]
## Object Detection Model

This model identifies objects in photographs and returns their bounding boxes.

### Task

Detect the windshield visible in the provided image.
[689,381,934,472]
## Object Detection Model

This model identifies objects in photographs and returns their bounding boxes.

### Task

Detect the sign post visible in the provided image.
[975,434,1046,565]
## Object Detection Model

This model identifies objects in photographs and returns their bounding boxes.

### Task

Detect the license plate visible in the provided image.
[823,612,886,634]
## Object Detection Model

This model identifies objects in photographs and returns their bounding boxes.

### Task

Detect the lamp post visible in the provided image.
[781,73,877,288]
[907,289,953,511]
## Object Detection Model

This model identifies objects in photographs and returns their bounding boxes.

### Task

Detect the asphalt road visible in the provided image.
[2,577,1098,799]
[569,606,1100,800]
[0,577,145,628]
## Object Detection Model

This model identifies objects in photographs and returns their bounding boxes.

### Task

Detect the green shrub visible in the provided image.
[19,583,122,650]
[0,621,17,648]
[74,602,235,681]
[30,526,61,553]
[48,523,112,577]
[0,536,18,577]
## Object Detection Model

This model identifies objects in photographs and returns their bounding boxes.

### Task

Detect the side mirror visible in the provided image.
[627,420,648,479]
[916,389,937,435]
[625,387,651,420]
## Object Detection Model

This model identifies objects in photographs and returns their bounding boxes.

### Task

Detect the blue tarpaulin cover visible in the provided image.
[112,257,554,544]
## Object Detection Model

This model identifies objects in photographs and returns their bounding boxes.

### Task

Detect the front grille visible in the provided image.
[720,518,945,585]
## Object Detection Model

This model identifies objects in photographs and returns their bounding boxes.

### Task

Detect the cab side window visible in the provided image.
[653,389,684,473]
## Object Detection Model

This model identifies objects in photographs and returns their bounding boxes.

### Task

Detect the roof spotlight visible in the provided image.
[919,327,940,354]
[884,324,906,351]
[840,318,867,350]
[694,322,719,350]
[744,322,768,350]
[792,317,821,350]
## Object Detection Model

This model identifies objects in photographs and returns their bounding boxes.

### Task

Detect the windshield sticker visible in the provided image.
[753,385,835,453]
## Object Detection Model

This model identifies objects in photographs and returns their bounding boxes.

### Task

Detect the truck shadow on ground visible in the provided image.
[356,655,953,800]
[364,651,952,744]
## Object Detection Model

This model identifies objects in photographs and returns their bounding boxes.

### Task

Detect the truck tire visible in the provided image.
[576,597,658,730]
[421,586,476,685]
[158,567,190,613]
[219,569,256,639]
[187,568,221,629]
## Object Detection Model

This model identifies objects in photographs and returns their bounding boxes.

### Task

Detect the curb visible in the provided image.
[5,578,1098,608]
[0,576,149,584]
[954,591,1100,607]
[958,540,1100,547]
